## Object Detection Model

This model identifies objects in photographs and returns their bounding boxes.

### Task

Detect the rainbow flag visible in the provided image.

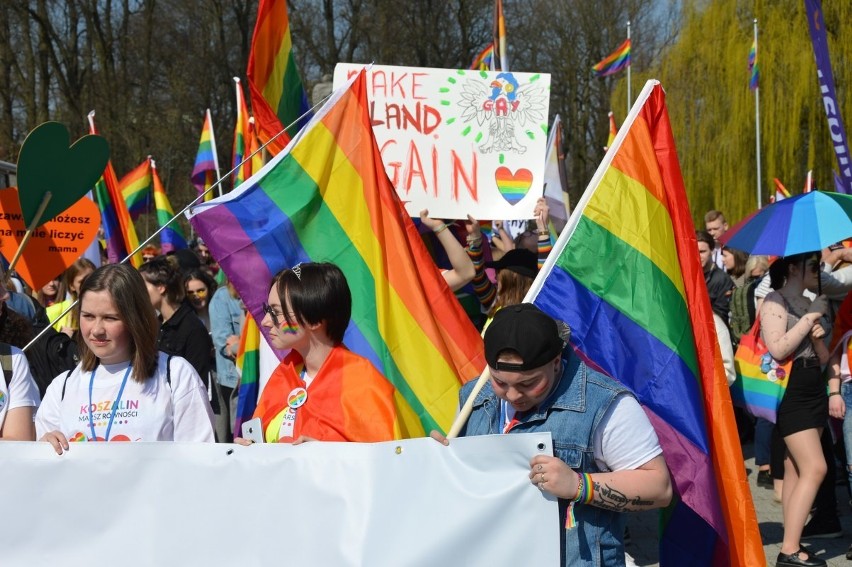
[190,70,485,437]
[87,111,142,267]
[593,38,631,77]
[234,314,261,435]
[246,0,312,156]
[493,0,508,71]
[773,177,791,202]
[748,38,759,91]
[528,81,762,565]
[606,110,618,149]
[191,109,221,203]
[248,117,265,175]
[470,44,495,71]
[232,77,252,188]
[119,157,153,220]
[150,159,187,253]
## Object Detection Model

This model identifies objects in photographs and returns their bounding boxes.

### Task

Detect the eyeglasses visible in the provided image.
[262,302,283,327]
[187,288,208,298]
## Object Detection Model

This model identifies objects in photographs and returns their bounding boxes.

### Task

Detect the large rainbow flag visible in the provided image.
[87,111,142,267]
[151,159,187,253]
[528,81,762,565]
[190,70,485,437]
[593,38,631,77]
[246,0,312,156]
[119,157,153,220]
[191,109,220,203]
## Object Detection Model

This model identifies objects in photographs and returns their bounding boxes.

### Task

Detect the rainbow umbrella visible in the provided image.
[720,191,852,256]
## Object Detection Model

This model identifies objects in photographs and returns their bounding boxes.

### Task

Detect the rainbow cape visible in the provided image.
[190,70,485,437]
[88,112,142,267]
[119,157,153,220]
[234,314,261,435]
[150,159,186,253]
[191,109,220,202]
[528,81,762,565]
[593,38,631,77]
[246,0,312,155]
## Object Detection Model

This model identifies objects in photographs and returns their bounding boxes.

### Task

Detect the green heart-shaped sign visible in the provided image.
[16,121,110,227]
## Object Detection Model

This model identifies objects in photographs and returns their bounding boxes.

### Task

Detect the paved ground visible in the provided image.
[624,443,852,566]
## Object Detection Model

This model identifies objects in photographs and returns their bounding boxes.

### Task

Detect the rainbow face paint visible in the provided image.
[280,321,300,335]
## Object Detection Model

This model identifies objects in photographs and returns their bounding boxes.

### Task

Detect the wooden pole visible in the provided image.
[8,191,52,273]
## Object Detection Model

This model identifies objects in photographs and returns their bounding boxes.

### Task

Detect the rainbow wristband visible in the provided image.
[583,473,595,504]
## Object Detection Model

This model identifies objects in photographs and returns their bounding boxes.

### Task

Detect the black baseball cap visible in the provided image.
[485,249,538,279]
[484,303,569,371]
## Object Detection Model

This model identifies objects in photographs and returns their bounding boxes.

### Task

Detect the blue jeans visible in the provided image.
[754,417,774,467]
[841,382,852,488]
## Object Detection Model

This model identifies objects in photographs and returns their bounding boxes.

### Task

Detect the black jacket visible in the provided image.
[704,264,735,320]
[157,302,213,388]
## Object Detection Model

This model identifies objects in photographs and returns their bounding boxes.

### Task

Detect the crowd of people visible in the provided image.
[1,200,851,566]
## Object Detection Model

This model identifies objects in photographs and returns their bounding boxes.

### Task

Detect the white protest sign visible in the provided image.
[333,64,551,220]
[0,434,559,566]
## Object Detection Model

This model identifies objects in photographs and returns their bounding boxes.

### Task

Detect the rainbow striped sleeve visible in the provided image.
[246,0,312,154]
[592,38,631,77]
[119,158,153,220]
[191,70,485,437]
[530,81,762,566]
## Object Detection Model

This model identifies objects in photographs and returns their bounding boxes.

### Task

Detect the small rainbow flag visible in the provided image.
[232,77,252,188]
[606,111,618,149]
[246,0,312,156]
[191,109,220,203]
[119,157,153,220]
[748,38,759,91]
[234,314,261,435]
[88,111,142,267]
[529,81,762,565]
[592,38,631,77]
[191,70,485,437]
[248,117,265,175]
[151,159,187,253]
[470,44,495,71]
[773,177,791,202]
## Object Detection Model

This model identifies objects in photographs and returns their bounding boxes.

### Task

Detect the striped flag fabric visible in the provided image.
[606,111,618,149]
[119,157,153,220]
[87,111,142,267]
[748,38,759,91]
[232,77,252,188]
[528,80,762,565]
[247,117,265,175]
[190,70,485,437]
[470,44,495,71]
[234,314,261,435]
[150,159,187,253]
[542,114,568,235]
[772,178,791,203]
[803,169,813,193]
[191,109,221,202]
[246,0,312,156]
[593,38,631,77]
[493,0,508,71]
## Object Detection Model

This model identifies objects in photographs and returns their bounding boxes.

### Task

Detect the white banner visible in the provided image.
[333,64,551,220]
[0,434,559,566]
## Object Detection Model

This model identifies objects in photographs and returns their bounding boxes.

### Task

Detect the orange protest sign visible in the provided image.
[0,187,100,290]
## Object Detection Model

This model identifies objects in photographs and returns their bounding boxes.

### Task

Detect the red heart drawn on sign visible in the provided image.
[0,187,100,291]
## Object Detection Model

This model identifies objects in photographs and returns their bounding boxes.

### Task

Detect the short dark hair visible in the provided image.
[138,257,185,305]
[272,262,351,345]
[695,230,715,250]
[768,252,819,290]
[78,264,159,383]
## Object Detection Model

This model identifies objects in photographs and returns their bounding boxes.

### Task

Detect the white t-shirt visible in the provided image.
[593,394,663,472]
[35,352,214,443]
[0,346,40,430]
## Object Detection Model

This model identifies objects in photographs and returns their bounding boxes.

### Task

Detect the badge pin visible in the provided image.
[288,387,308,409]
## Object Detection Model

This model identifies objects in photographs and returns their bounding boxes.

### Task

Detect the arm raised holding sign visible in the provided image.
[419,210,474,292]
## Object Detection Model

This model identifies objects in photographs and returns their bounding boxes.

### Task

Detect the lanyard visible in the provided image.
[88,364,132,442]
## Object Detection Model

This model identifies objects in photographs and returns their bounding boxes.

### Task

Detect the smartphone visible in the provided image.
[241,417,264,444]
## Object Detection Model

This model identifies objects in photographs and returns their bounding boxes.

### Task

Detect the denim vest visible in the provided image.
[459,354,630,567]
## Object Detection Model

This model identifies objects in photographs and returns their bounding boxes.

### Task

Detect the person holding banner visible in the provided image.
[0,343,39,441]
[242,263,397,444]
[35,264,214,453]
[445,304,671,566]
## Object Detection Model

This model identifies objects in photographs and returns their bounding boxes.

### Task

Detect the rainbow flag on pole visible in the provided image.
[234,314,261,435]
[748,38,759,91]
[190,70,485,437]
[470,44,495,71]
[232,77,252,189]
[191,109,221,202]
[592,38,631,77]
[246,0,312,155]
[119,157,153,220]
[151,159,187,253]
[528,80,762,565]
[88,111,142,267]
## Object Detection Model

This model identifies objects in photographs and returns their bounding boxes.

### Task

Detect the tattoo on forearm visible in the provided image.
[591,481,655,512]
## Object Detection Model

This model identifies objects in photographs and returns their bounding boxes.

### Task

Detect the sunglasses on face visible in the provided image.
[262,302,283,327]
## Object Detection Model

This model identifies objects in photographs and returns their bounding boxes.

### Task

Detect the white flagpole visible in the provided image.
[627,20,632,117]
[754,19,762,209]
